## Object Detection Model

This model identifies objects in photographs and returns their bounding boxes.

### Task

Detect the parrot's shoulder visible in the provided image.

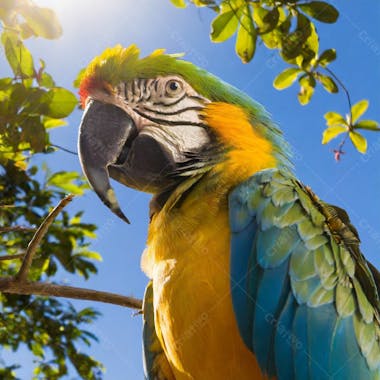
[228,168,380,378]
[142,281,175,380]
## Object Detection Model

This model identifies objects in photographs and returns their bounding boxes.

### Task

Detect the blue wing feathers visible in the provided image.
[306,304,336,380]
[330,317,372,379]
[274,293,297,380]
[292,305,310,380]
[229,168,380,379]
[230,219,257,350]
[253,260,290,375]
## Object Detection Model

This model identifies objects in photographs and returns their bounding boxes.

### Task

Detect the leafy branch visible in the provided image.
[0,1,140,378]
[169,0,379,159]
[0,195,142,310]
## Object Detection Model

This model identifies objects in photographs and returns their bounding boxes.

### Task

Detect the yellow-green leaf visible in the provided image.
[47,171,87,195]
[1,30,34,78]
[235,10,256,63]
[170,0,187,7]
[354,120,380,131]
[317,48,336,67]
[79,251,103,261]
[298,75,315,105]
[43,88,78,118]
[43,117,67,129]
[273,67,301,90]
[298,1,339,23]
[316,73,338,93]
[322,125,347,144]
[19,5,62,39]
[324,111,347,127]
[351,99,368,124]
[349,131,367,153]
[211,9,240,42]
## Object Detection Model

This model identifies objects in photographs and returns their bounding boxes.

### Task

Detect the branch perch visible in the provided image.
[0,278,142,309]
[0,194,143,311]
[16,194,74,282]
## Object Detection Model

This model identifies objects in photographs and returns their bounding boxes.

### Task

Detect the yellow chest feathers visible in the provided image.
[142,189,264,379]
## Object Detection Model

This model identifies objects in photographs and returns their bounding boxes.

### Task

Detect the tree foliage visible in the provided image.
[169,0,379,158]
[0,1,104,378]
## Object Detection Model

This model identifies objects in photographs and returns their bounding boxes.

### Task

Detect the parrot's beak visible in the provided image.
[78,100,137,223]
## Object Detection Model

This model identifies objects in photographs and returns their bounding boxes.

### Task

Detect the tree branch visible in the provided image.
[0,253,25,261]
[0,226,36,233]
[16,194,74,282]
[1,194,143,312]
[0,278,142,310]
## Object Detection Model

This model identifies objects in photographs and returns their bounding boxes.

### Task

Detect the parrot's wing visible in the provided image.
[229,168,380,380]
[142,281,175,380]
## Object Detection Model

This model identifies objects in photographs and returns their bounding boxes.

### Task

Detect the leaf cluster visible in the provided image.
[0,297,103,379]
[322,100,379,154]
[1,1,104,378]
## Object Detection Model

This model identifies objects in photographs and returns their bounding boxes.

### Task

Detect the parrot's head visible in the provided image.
[78,44,291,222]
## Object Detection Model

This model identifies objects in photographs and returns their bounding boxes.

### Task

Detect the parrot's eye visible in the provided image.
[165,79,183,97]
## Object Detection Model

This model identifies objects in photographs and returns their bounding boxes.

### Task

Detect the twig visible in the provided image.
[0,278,142,310]
[324,67,353,122]
[0,226,36,233]
[50,143,78,156]
[0,253,25,261]
[16,194,74,282]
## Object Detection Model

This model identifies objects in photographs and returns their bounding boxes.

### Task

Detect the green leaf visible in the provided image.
[354,120,380,131]
[170,0,187,7]
[192,0,215,7]
[31,342,44,358]
[42,88,78,118]
[19,5,62,39]
[317,48,336,67]
[235,8,256,63]
[349,131,367,153]
[351,99,368,124]
[39,72,55,88]
[255,6,279,33]
[302,21,319,62]
[298,1,339,23]
[316,73,338,93]
[210,9,240,42]
[322,125,347,144]
[324,111,347,127]
[298,74,316,105]
[281,13,311,60]
[273,67,301,89]
[43,117,67,129]
[22,118,46,152]
[78,251,103,262]
[1,31,35,78]
[47,171,87,195]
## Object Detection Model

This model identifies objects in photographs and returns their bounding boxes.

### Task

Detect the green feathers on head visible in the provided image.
[77,44,292,170]
[78,44,260,110]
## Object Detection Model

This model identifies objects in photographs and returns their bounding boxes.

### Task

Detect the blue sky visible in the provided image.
[4,0,380,378]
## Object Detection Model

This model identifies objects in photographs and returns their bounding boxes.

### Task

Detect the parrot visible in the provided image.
[77,44,380,380]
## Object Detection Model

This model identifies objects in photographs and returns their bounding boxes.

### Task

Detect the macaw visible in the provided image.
[77,44,380,380]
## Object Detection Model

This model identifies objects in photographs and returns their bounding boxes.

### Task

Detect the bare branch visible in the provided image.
[0,253,25,261]
[16,194,74,282]
[0,226,36,233]
[0,278,142,310]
